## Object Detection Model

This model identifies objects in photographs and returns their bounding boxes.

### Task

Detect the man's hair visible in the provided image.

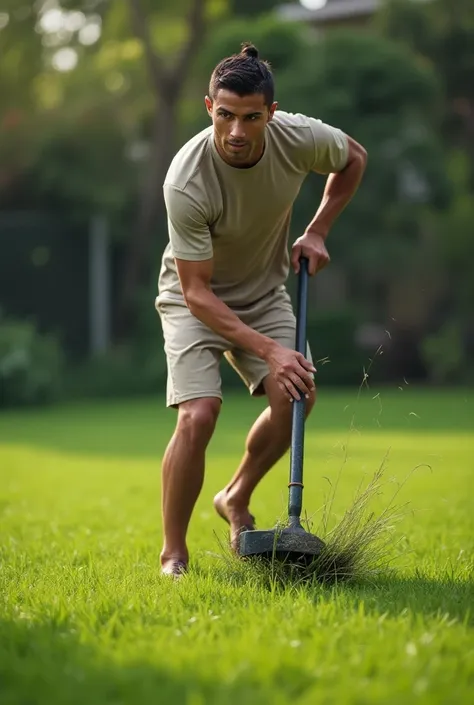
[209,42,274,108]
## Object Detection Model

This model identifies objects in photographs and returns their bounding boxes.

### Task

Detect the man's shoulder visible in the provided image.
[268,110,348,173]
[267,110,319,158]
[269,109,342,142]
[164,125,214,192]
[271,110,314,129]
[265,110,321,171]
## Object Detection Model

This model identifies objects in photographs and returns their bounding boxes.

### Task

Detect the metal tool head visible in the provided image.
[238,525,325,566]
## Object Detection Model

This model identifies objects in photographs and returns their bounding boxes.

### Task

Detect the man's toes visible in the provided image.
[230,521,254,553]
[161,559,188,579]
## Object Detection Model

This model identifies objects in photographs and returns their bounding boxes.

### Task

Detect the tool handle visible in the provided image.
[288,257,309,526]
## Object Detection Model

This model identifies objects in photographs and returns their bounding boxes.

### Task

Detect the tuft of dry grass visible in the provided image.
[301,457,413,585]
[222,355,432,587]
[223,456,416,589]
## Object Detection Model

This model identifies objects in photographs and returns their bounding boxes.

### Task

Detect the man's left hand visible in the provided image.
[291,232,330,275]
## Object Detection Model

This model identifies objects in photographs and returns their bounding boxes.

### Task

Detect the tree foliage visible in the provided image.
[375,0,474,165]
[375,0,474,379]
[0,0,471,382]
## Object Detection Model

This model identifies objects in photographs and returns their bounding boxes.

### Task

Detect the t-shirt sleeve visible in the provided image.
[306,118,349,174]
[163,184,213,261]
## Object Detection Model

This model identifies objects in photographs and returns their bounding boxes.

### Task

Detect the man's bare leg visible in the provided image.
[161,397,221,575]
[214,375,316,549]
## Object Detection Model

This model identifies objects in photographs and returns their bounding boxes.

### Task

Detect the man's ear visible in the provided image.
[204,96,213,117]
[267,101,278,122]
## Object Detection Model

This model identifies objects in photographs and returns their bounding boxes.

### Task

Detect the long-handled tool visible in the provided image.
[238,257,325,564]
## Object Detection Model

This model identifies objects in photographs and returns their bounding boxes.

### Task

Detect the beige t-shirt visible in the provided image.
[157,110,348,308]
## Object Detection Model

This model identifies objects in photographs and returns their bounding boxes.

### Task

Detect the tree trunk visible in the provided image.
[117,98,177,337]
[116,0,206,338]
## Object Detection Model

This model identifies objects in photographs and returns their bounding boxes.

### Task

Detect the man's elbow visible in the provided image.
[182,289,198,314]
[182,285,206,315]
[358,144,368,169]
[175,258,213,315]
[348,138,368,171]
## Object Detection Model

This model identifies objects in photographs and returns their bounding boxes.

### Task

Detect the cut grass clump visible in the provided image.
[215,454,424,588]
[303,460,410,585]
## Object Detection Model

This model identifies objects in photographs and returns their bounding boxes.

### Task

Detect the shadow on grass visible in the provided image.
[341,572,474,624]
[206,554,474,625]
[0,617,310,705]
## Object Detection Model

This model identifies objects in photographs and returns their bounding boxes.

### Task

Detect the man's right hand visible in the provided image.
[264,342,316,402]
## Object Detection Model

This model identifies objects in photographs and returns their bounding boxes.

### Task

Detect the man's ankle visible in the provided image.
[160,548,188,566]
[225,487,251,511]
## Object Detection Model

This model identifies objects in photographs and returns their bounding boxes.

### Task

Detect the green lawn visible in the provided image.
[1,387,473,704]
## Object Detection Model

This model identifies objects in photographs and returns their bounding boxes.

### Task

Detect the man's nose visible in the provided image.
[230,120,246,140]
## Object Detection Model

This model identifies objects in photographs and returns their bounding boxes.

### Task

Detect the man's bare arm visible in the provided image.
[175,257,316,400]
[291,135,367,275]
[176,257,273,359]
[308,135,367,239]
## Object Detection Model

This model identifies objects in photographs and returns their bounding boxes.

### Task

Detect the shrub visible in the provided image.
[0,313,64,407]
[64,341,168,400]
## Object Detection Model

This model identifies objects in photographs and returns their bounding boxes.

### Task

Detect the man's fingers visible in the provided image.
[310,254,328,275]
[278,381,293,402]
[283,379,301,401]
[291,245,302,273]
[289,372,311,397]
[274,351,317,401]
[297,354,317,374]
[294,359,316,392]
[279,374,310,402]
[292,361,315,390]
[317,256,329,273]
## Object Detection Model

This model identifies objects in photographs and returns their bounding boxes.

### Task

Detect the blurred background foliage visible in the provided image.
[1,0,473,407]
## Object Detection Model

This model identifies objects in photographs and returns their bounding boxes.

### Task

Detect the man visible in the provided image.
[156,43,367,576]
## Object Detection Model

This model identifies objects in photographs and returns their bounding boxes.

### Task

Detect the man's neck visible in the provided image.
[213,134,266,169]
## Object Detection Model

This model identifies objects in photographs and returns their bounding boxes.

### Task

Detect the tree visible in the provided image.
[0,0,225,336]
[117,0,210,336]
[0,0,144,223]
[375,0,474,176]
[375,0,474,380]
[0,1,44,198]
[229,0,289,16]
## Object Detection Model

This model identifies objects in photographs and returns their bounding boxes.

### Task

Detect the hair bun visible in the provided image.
[241,42,259,59]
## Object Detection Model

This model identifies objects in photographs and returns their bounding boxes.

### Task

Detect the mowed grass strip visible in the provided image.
[0,388,473,704]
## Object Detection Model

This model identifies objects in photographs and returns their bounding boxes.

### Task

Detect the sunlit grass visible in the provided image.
[1,387,473,704]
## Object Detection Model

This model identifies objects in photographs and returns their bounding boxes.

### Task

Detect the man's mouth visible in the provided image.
[226,141,248,150]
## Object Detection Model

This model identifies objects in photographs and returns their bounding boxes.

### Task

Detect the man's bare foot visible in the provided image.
[160,547,189,578]
[213,490,256,552]
[160,555,188,579]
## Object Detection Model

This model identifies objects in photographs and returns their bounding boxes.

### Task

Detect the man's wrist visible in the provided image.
[305,225,329,241]
[259,336,278,362]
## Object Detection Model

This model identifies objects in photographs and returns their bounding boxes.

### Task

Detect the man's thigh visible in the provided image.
[157,301,228,408]
[225,288,313,397]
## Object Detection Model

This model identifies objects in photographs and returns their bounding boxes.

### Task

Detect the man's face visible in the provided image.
[205,89,277,167]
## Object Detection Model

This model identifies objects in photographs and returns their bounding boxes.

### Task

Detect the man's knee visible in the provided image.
[177,397,221,446]
[303,387,317,415]
[274,389,316,421]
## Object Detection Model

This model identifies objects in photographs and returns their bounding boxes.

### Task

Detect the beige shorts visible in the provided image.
[155,287,312,408]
